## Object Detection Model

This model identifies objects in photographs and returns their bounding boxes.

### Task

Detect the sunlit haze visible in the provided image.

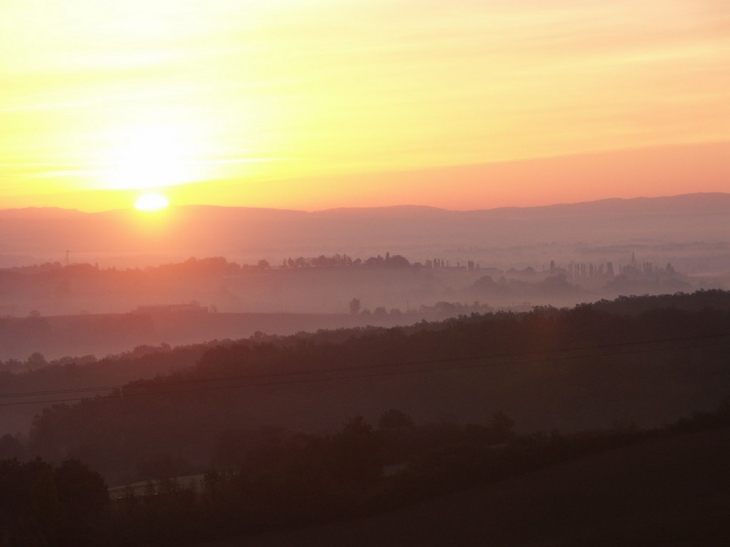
[134,192,169,212]
[1,0,729,211]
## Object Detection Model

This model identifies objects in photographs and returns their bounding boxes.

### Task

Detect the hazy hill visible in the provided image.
[3,292,730,546]
[1,193,729,269]
[22,292,730,483]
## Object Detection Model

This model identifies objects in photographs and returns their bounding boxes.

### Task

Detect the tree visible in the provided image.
[53,460,108,546]
[378,409,415,430]
[349,298,361,315]
[0,433,24,460]
[0,458,109,546]
[26,352,47,368]
[331,417,380,484]
[489,411,515,443]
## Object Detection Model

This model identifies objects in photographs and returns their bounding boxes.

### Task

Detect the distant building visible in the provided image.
[133,302,209,315]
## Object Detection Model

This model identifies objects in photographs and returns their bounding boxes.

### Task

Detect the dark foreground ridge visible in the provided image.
[220,426,730,547]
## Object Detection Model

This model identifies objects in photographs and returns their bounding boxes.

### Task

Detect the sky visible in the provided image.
[1,0,729,211]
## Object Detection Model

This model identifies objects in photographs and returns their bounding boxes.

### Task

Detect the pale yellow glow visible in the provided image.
[1,0,729,210]
[99,125,204,191]
[134,192,169,212]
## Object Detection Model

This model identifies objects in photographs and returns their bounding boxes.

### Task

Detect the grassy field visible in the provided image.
[207,427,730,547]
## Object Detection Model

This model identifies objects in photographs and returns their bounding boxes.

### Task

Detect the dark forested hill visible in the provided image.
[212,426,730,547]
[17,291,730,484]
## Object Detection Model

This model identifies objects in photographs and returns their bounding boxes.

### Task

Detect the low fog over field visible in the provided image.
[1,193,727,362]
[1,193,728,271]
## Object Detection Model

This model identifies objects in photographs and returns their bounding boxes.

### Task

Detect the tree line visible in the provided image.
[3,402,730,546]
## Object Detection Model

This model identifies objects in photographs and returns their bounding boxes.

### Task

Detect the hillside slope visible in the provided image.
[219,427,730,547]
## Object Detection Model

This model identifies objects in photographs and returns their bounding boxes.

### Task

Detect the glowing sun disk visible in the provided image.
[135,193,169,211]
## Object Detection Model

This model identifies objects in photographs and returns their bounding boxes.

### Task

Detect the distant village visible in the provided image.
[0,250,696,364]
[0,251,690,318]
[0,250,681,277]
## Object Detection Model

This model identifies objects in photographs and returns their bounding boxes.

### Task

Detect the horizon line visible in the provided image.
[2,190,729,217]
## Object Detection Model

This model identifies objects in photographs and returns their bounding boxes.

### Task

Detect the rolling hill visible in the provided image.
[217,426,730,547]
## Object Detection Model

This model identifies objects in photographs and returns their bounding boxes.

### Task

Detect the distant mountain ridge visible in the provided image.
[0,207,86,219]
[1,193,728,266]
[2,192,729,219]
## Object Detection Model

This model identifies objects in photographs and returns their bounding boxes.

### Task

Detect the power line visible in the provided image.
[0,385,118,399]
[1,331,728,408]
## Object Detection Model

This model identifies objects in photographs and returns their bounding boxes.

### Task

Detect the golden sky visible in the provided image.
[1,0,729,211]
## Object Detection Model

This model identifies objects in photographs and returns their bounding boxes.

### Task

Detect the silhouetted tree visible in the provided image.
[378,409,415,430]
[331,417,380,485]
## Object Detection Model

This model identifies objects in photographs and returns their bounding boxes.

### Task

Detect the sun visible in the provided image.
[100,124,207,192]
[134,193,170,212]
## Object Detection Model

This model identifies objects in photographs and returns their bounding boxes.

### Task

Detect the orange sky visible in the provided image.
[1,0,729,211]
